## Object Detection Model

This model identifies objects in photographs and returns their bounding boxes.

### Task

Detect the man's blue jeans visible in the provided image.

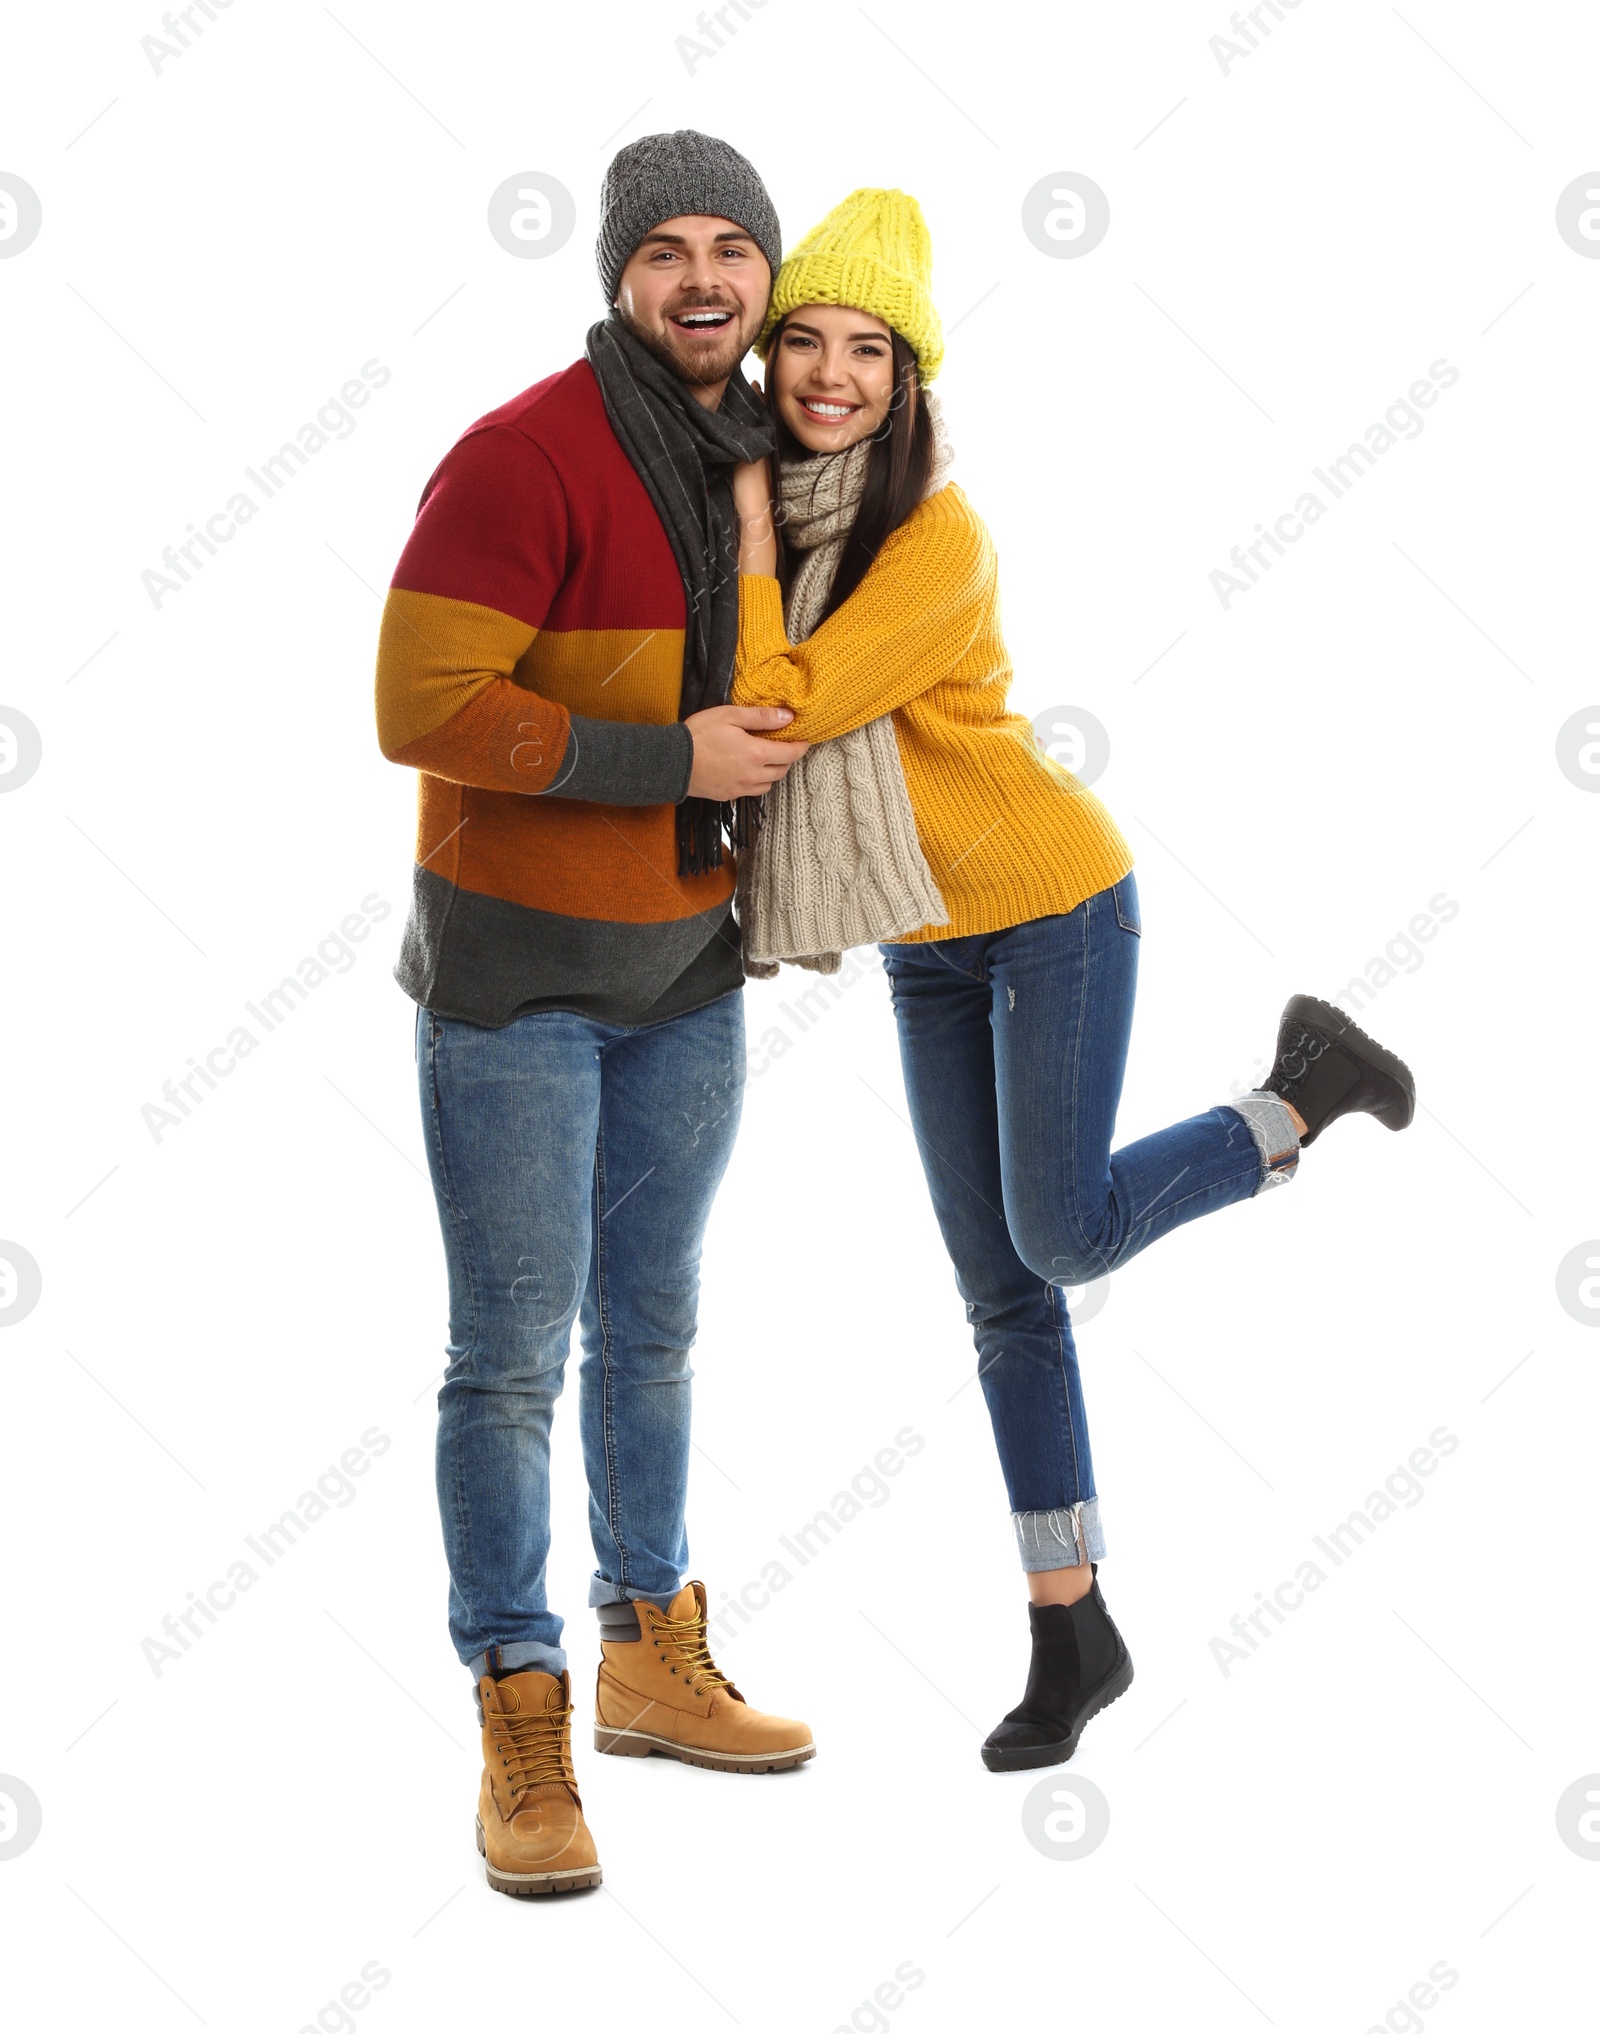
[414,990,744,1681]
[880,875,1297,1572]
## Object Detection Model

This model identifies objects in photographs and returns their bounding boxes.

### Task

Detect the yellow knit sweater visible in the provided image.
[733,483,1133,943]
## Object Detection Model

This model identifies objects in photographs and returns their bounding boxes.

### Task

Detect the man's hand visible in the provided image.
[685,704,808,800]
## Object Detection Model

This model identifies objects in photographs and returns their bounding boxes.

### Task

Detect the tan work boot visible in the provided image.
[594,1581,814,1773]
[475,1668,601,1896]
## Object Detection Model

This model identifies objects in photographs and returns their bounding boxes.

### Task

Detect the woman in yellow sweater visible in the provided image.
[730,190,1416,1774]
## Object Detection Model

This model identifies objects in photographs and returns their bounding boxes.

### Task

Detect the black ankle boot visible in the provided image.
[981,1567,1134,1773]
[1260,993,1415,1147]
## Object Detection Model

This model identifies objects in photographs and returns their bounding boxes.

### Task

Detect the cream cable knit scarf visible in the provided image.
[737,393,953,977]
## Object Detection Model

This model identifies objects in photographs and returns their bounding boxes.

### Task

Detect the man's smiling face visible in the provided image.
[614,214,772,403]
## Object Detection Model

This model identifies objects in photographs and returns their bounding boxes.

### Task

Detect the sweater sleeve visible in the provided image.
[375,423,692,805]
[731,492,995,745]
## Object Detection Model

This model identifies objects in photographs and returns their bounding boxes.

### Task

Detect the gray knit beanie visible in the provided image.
[596,129,781,303]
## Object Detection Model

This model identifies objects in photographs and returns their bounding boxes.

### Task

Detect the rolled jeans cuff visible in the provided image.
[588,1576,681,1612]
[467,1638,566,1689]
[1222,1089,1301,1192]
[1013,1498,1105,1572]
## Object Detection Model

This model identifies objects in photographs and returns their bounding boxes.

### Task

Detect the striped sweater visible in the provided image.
[375,360,741,1029]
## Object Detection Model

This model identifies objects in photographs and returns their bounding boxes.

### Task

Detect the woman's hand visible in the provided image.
[732,458,778,578]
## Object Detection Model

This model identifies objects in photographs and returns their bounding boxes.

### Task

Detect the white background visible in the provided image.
[2,1,1597,2028]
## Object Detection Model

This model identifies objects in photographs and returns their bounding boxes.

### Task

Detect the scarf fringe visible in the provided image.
[677,792,765,877]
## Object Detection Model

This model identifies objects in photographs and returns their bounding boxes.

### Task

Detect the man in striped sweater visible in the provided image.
[376,131,814,1899]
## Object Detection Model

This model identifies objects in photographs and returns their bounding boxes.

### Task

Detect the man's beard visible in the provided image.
[616,300,753,395]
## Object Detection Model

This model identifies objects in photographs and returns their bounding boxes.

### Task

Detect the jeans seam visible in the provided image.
[591,1117,628,1592]
[423,1016,485,1623]
[924,940,988,982]
[1047,1281,1084,1509]
[1123,1164,1260,1253]
[1065,891,1098,1271]
[1059,891,1140,1283]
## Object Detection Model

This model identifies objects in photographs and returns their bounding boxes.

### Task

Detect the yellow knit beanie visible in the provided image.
[756,187,944,382]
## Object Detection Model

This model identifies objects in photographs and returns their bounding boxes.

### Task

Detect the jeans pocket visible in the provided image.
[1112,874,1141,936]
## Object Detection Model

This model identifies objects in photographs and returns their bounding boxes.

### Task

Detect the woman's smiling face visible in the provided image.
[769,303,899,452]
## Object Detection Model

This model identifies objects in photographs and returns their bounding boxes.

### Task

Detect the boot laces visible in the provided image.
[653,1605,732,1696]
[489,1695,575,1795]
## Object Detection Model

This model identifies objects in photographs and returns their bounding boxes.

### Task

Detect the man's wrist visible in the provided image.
[541,716,693,806]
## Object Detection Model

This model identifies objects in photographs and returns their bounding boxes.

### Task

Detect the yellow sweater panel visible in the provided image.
[732,484,1133,943]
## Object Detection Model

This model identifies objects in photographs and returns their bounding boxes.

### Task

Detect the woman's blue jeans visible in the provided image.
[414,990,744,1681]
[880,874,1298,1572]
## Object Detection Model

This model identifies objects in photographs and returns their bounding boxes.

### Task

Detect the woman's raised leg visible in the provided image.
[987,874,1299,1296]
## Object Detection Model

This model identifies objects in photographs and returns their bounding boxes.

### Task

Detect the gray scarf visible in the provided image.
[585,313,776,875]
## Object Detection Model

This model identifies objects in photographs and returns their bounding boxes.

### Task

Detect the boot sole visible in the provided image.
[475,1817,601,1897]
[1284,993,1416,1135]
[594,1725,815,1773]
[980,1655,1135,1773]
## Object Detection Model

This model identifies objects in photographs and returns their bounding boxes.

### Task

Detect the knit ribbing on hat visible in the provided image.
[756,187,943,381]
[596,129,782,302]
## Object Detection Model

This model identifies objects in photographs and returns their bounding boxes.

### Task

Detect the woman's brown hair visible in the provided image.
[765,318,934,629]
